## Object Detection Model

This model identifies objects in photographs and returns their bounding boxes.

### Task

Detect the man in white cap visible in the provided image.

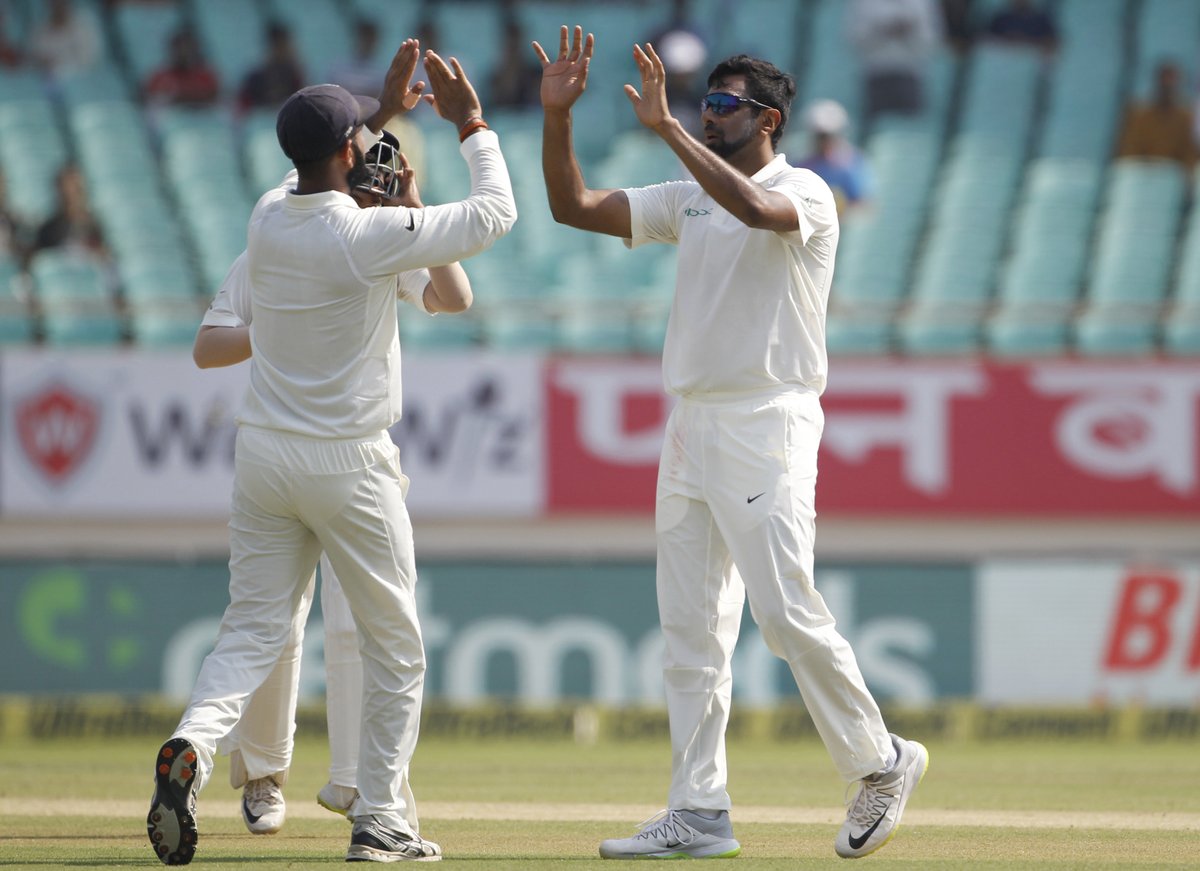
[146,39,515,865]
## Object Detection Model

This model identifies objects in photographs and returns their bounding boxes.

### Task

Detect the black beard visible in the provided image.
[346,143,370,189]
[706,128,755,159]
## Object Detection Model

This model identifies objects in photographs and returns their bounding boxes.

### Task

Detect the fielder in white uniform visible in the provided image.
[192,134,471,837]
[147,40,515,866]
[533,27,928,860]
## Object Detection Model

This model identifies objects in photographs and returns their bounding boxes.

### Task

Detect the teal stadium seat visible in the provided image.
[30,251,124,346]
[0,258,36,344]
[112,0,184,84]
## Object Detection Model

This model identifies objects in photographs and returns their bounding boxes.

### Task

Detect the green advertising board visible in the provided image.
[0,560,973,703]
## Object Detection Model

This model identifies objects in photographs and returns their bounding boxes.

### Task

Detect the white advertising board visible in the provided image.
[1,349,542,519]
[978,560,1200,705]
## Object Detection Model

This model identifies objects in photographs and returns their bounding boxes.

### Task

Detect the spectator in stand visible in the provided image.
[143,27,220,108]
[645,0,712,136]
[1117,60,1197,169]
[490,13,543,109]
[939,0,974,55]
[31,164,107,261]
[0,171,27,263]
[29,0,100,81]
[237,20,305,112]
[327,17,387,97]
[0,5,25,69]
[983,0,1057,54]
[797,99,872,212]
[847,0,943,128]
[329,18,427,186]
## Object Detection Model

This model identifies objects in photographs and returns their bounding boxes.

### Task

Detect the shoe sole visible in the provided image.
[599,841,742,860]
[147,738,199,866]
[841,741,930,860]
[346,844,442,862]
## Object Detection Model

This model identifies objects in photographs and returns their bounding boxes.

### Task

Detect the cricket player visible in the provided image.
[147,39,515,865]
[192,132,473,837]
[532,26,927,860]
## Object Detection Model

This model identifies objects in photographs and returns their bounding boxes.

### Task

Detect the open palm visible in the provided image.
[533,25,594,111]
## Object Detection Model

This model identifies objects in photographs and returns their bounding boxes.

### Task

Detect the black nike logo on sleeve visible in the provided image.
[747,493,765,503]
[405,212,416,231]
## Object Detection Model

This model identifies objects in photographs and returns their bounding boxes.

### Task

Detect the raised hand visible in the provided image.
[533,25,593,112]
[624,43,672,132]
[422,50,484,128]
[374,39,426,123]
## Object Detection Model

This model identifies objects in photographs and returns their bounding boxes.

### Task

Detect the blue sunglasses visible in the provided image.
[701,92,774,116]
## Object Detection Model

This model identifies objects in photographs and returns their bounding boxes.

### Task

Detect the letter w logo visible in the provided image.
[16,384,99,484]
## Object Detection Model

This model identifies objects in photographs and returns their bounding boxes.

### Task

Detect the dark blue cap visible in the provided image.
[276,84,380,162]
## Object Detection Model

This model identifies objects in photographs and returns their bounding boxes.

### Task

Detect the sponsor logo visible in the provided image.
[683,208,712,217]
[747,492,765,503]
[847,813,887,850]
[15,383,99,484]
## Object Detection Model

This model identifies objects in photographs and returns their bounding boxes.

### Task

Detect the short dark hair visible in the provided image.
[707,55,796,147]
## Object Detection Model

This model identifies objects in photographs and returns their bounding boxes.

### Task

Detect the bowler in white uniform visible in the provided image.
[533,26,928,861]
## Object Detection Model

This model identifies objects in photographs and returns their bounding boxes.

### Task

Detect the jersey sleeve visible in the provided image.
[770,169,838,248]
[624,180,692,249]
[201,251,251,328]
[342,130,517,281]
[396,268,432,313]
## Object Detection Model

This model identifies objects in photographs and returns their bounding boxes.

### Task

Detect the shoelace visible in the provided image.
[245,778,283,810]
[632,809,697,846]
[843,779,896,828]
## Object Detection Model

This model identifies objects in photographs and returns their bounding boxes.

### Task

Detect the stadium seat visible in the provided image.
[399,311,481,350]
[261,0,350,87]
[478,307,560,351]
[31,251,124,346]
[1075,305,1159,356]
[192,0,265,97]
[129,298,203,347]
[111,0,185,84]
[0,258,36,343]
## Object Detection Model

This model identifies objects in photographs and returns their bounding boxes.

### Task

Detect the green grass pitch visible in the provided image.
[2,732,1199,868]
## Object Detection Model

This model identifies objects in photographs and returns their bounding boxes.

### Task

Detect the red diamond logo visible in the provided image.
[15,384,99,484]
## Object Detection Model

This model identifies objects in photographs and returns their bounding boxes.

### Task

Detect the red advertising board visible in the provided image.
[546,358,1200,516]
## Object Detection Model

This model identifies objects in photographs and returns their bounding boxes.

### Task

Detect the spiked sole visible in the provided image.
[147,738,199,866]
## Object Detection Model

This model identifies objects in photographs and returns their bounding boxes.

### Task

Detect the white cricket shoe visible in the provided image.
[599,809,741,859]
[835,733,929,859]
[317,781,359,819]
[346,819,442,862]
[242,776,286,835]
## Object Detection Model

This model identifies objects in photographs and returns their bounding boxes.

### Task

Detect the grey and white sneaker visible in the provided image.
[147,738,199,866]
[242,775,286,834]
[346,819,442,862]
[599,809,741,859]
[835,734,929,859]
[317,781,359,819]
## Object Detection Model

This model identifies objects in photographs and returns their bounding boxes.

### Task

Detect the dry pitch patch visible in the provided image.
[5,798,1199,831]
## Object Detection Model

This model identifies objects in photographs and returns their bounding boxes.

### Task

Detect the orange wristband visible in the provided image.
[458,117,488,142]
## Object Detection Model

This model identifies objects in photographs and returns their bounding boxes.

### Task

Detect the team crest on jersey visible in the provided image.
[15,383,100,484]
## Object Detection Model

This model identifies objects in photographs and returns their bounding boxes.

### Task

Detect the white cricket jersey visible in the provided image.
[201,247,433,330]
[240,130,515,439]
[625,154,837,397]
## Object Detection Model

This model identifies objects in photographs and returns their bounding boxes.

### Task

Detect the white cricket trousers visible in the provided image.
[656,390,892,812]
[174,427,425,833]
[222,553,363,791]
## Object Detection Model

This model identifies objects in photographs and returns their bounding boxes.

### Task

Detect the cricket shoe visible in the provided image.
[346,819,442,862]
[599,809,741,859]
[147,738,199,866]
[317,781,359,819]
[835,733,929,859]
[242,775,286,834]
